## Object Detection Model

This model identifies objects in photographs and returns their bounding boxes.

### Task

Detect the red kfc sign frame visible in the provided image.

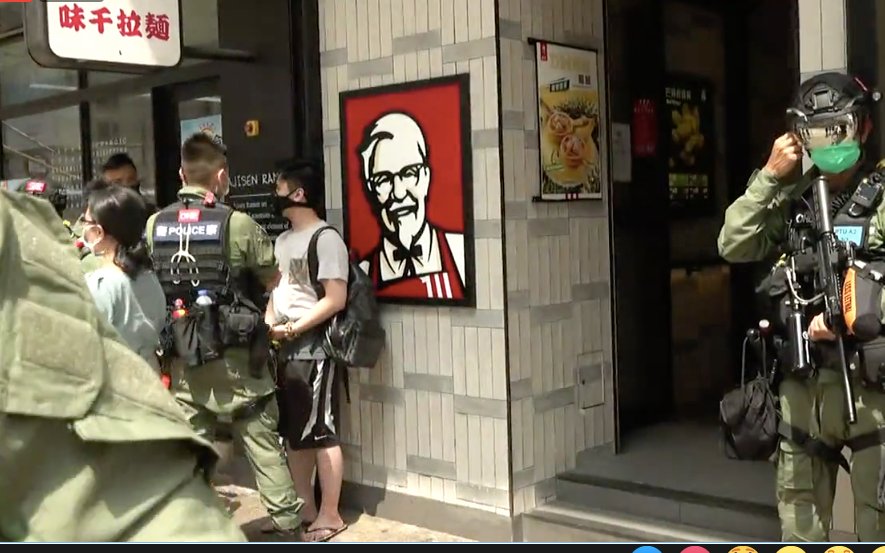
[339,75,476,307]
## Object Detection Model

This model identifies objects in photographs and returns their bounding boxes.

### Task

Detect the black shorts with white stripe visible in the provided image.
[277,358,341,450]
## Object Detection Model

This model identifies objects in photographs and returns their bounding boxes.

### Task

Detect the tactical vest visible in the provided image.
[150,197,269,372]
[151,198,233,304]
[759,169,874,375]
[832,167,885,255]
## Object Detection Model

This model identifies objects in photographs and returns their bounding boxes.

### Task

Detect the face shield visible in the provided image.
[792,109,863,150]
[788,90,868,174]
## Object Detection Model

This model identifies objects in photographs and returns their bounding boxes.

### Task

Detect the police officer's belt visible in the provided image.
[778,421,851,472]
[845,428,885,454]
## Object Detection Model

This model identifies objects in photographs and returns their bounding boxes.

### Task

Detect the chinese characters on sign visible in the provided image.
[666,74,714,215]
[534,41,604,200]
[58,4,171,41]
[46,1,181,68]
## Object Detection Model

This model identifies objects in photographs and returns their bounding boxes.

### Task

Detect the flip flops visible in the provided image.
[302,524,348,542]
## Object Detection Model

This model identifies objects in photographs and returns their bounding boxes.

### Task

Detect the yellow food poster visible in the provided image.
[666,75,714,212]
[535,41,603,200]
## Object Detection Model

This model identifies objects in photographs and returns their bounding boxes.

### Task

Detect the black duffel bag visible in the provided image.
[719,331,779,461]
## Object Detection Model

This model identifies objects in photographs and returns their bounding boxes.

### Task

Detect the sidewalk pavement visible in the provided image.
[217,485,473,543]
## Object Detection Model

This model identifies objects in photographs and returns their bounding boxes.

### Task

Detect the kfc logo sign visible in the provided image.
[340,75,476,306]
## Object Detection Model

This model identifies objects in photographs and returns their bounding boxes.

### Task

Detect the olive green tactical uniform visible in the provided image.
[719,166,885,541]
[145,186,303,532]
[0,189,246,542]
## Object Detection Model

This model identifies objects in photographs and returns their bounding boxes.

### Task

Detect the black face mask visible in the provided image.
[271,193,305,217]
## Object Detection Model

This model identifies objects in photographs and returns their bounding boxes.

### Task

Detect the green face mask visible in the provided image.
[810,141,862,174]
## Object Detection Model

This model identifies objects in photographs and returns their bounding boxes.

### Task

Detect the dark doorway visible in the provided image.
[609,0,799,442]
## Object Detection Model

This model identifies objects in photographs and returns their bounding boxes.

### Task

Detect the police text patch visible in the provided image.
[835,225,865,247]
[153,222,221,243]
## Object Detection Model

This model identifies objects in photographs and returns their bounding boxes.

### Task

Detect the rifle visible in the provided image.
[810,175,858,424]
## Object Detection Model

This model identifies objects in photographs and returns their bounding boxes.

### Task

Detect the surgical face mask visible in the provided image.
[81,222,105,255]
[810,141,862,174]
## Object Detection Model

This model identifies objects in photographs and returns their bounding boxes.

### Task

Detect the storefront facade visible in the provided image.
[0,0,614,541]
[0,0,320,230]
[3,0,876,543]
[315,0,614,541]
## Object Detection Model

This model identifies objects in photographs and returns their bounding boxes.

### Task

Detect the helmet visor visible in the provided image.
[792,110,863,150]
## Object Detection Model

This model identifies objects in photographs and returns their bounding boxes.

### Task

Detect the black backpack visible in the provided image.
[719,331,779,461]
[308,225,386,368]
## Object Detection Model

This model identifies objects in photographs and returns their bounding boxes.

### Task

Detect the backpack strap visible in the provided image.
[307,225,339,300]
[307,226,354,403]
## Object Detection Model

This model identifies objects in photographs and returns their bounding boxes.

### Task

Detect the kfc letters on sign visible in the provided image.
[340,75,476,307]
[37,1,181,68]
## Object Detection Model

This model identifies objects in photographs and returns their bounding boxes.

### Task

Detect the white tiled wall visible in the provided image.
[317,0,509,515]
[319,0,616,519]
[497,0,615,515]
[796,0,856,537]
[798,0,846,76]
[798,0,846,176]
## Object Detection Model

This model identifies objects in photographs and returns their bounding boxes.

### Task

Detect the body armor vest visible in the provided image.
[151,196,269,372]
[833,167,885,256]
[151,199,233,305]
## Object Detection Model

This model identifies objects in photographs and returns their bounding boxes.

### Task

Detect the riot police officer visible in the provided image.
[145,133,303,537]
[0,187,246,542]
[719,71,885,541]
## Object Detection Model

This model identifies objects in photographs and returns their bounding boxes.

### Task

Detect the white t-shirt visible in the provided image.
[271,220,349,323]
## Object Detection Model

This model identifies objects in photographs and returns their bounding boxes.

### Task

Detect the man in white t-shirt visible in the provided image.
[266,160,350,542]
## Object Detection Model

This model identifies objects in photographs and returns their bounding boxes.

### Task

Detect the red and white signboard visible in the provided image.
[28,1,181,70]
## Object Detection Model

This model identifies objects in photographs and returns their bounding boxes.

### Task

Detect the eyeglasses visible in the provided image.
[369,163,427,189]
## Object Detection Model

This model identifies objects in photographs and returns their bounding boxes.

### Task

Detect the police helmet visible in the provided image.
[788,72,881,151]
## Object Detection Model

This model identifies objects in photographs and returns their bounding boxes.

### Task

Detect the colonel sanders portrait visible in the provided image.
[356,112,467,301]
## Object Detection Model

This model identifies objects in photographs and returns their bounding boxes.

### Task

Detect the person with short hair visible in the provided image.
[268,159,349,542]
[145,133,304,540]
[101,152,157,213]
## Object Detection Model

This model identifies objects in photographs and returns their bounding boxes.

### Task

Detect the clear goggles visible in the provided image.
[789,108,863,150]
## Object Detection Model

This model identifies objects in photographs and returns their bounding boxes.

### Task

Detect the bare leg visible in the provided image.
[308,445,344,533]
[288,447,318,524]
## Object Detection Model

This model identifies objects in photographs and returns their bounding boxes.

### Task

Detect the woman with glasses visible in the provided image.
[81,179,166,372]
